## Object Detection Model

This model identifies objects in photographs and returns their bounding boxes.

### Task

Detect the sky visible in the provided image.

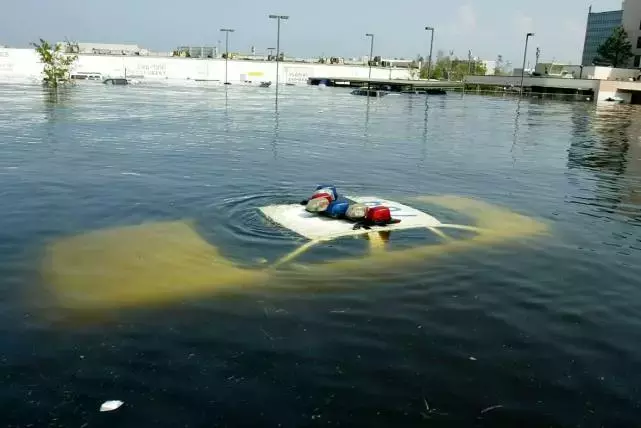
[0,0,624,66]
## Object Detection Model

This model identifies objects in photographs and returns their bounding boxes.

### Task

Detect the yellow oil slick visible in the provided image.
[41,196,548,313]
[42,220,268,311]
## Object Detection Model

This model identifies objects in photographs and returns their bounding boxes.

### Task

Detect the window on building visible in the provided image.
[638,37,641,49]
[639,19,641,30]
[635,55,641,68]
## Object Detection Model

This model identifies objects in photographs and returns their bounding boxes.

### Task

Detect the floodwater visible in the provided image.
[1,82,640,427]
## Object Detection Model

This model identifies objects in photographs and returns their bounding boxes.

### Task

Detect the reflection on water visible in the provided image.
[363,96,371,139]
[567,104,641,222]
[510,99,522,159]
[568,105,630,174]
[420,98,429,167]
[1,83,641,427]
[272,101,279,159]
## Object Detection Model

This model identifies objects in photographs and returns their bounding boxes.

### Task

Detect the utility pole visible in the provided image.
[520,33,534,96]
[366,33,374,94]
[425,26,434,80]
[219,28,234,85]
[269,14,289,102]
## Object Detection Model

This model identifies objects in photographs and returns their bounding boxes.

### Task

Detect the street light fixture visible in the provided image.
[365,33,374,94]
[520,32,534,96]
[220,28,234,85]
[425,26,434,81]
[269,14,289,98]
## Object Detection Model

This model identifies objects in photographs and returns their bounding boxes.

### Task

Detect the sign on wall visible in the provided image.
[134,63,167,77]
[284,67,309,85]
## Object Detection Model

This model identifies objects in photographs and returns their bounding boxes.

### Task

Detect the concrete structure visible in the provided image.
[581,7,623,66]
[308,76,462,91]
[72,42,147,56]
[0,47,413,85]
[623,0,641,67]
[465,66,641,103]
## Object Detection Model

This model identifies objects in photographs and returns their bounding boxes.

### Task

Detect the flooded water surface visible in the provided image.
[1,82,640,427]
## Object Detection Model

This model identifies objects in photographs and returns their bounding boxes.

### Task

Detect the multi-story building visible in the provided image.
[581,6,623,66]
[622,0,641,67]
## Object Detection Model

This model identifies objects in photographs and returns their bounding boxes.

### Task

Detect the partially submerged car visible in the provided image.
[41,194,548,312]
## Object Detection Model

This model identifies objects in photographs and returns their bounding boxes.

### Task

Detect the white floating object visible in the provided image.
[100,400,124,412]
[260,195,441,241]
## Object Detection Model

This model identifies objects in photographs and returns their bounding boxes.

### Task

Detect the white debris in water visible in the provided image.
[469,356,477,361]
[100,400,124,412]
[480,404,503,414]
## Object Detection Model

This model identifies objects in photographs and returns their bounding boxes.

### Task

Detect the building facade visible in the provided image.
[623,0,641,67]
[581,7,623,66]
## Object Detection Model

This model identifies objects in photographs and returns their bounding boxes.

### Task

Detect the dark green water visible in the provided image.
[1,82,640,427]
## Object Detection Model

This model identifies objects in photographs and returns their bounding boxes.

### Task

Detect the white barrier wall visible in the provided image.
[464,75,600,91]
[0,48,412,84]
[0,48,41,80]
[589,66,640,81]
[596,80,641,102]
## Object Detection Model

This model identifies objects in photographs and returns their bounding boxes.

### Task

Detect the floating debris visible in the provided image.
[420,397,448,419]
[100,400,124,412]
[480,404,503,415]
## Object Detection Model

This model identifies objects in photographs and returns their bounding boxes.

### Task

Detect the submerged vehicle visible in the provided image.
[351,87,387,97]
[103,78,129,85]
[42,194,548,313]
[400,88,447,95]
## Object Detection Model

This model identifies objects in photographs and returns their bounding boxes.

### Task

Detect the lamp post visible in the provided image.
[220,28,234,85]
[424,26,434,80]
[269,14,289,98]
[520,32,534,96]
[365,33,374,93]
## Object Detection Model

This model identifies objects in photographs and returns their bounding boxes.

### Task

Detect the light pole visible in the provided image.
[424,26,434,80]
[520,32,534,96]
[365,33,374,93]
[269,14,289,98]
[468,49,473,75]
[220,28,234,85]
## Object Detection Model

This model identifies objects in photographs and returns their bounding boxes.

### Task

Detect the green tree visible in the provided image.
[31,38,78,88]
[494,54,505,75]
[420,56,487,80]
[594,26,633,68]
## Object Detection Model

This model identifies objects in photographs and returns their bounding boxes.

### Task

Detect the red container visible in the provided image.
[366,206,392,224]
[310,192,332,201]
